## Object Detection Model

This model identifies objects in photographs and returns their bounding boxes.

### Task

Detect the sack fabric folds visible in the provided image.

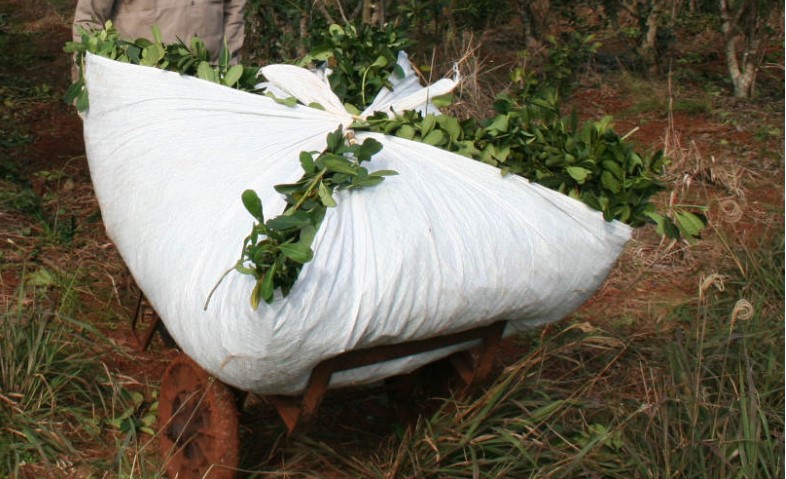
[81,53,631,395]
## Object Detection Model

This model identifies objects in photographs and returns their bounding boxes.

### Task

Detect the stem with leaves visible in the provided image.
[64,21,259,112]
[235,127,396,309]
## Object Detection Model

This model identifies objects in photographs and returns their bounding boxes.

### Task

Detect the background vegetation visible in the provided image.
[0,0,783,477]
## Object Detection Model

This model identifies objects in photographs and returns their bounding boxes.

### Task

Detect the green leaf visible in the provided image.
[63,40,87,54]
[279,243,314,263]
[370,169,398,177]
[241,189,264,222]
[235,264,257,276]
[566,166,591,183]
[431,93,453,107]
[322,156,358,175]
[494,145,511,163]
[151,24,163,45]
[626,151,644,173]
[299,151,316,174]
[614,204,631,223]
[439,115,461,141]
[196,61,218,83]
[63,80,83,106]
[457,140,481,158]
[645,212,679,238]
[318,181,336,207]
[267,94,298,107]
[421,114,437,136]
[344,103,361,115]
[266,213,311,231]
[326,128,344,151]
[76,90,90,112]
[255,263,277,307]
[396,124,416,140]
[27,268,54,287]
[675,210,706,239]
[250,278,262,310]
[223,64,244,86]
[423,129,445,146]
[299,224,318,248]
[487,114,509,133]
[218,40,231,69]
[141,43,162,66]
[479,144,498,166]
[601,171,621,193]
[358,137,383,162]
[351,176,384,187]
[274,183,302,195]
[371,55,388,68]
[545,154,566,167]
[601,160,623,179]
[126,45,142,63]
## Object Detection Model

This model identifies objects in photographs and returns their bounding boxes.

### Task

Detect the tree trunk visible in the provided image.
[516,0,537,44]
[298,8,310,58]
[638,0,664,73]
[513,0,549,45]
[362,0,373,24]
[719,0,761,98]
[723,30,759,97]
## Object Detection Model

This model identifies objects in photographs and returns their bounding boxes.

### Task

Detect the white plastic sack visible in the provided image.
[82,52,631,395]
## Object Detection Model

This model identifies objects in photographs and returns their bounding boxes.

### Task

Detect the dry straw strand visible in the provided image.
[730,298,755,323]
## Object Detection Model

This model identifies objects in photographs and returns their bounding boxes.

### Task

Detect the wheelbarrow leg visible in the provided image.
[131,288,175,352]
[265,360,334,434]
[451,320,505,397]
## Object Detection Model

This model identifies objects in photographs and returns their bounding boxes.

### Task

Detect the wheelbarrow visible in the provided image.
[143,317,507,479]
[83,51,633,479]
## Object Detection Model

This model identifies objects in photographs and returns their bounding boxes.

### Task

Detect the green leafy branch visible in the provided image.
[474,86,706,240]
[63,21,260,112]
[355,87,706,242]
[233,127,395,309]
[299,22,412,109]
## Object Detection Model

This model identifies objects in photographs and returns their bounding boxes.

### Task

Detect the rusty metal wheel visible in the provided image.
[158,353,239,479]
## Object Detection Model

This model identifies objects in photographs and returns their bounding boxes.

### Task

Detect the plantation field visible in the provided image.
[1,0,783,477]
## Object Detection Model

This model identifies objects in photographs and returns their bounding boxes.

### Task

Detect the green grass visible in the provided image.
[672,97,713,115]
[0,266,154,478]
[0,269,101,476]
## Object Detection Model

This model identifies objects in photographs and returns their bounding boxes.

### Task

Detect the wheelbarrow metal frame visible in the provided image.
[266,320,506,434]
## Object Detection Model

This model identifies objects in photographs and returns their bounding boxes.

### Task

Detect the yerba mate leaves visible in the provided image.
[235,127,396,310]
[64,22,260,112]
[357,87,706,241]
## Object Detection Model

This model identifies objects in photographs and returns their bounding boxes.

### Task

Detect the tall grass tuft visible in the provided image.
[0,268,107,477]
[621,231,785,478]
[306,231,784,478]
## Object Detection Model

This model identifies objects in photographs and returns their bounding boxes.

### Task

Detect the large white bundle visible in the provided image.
[82,52,631,395]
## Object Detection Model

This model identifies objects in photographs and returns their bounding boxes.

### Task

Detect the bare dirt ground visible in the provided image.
[1,0,783,476]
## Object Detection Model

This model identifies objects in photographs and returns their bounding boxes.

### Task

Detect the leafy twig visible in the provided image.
[234,126,395,309]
